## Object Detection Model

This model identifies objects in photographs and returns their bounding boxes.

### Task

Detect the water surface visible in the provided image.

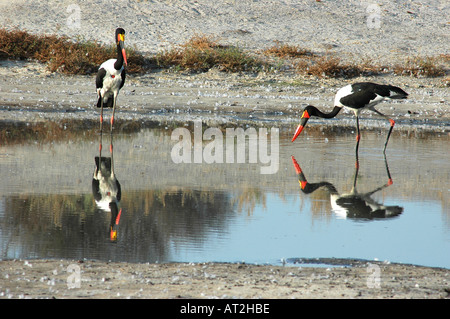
[1,121,448,268]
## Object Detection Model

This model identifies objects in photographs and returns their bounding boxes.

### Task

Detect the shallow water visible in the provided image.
[0,121,449,268]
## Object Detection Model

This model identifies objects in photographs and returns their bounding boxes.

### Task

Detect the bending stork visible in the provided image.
[291,82,408,152]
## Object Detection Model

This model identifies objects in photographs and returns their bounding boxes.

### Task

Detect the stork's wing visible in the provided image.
[96,68,107,89]
[339,90,378,109]
[119,68,126,90]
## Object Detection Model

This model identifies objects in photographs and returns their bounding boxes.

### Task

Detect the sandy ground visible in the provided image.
[0,1,449,300]
[0,60,448,132]
[0,0,448,128]
[1,0,448,65]
[1,259,449,299]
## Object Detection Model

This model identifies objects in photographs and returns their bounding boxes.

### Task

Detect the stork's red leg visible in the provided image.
[384,119,395,153]
[355,115,361,155]
[99,98,104,133]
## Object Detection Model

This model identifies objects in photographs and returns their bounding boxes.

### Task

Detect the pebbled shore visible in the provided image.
[0,259,449,299]
[0,1,448,300]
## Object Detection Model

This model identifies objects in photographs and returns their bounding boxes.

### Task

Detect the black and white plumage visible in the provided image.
[291,82,408,152]
[92,134,122,241]
[92,156,122,241]
[96,28,127,131]
[291,156,402,220]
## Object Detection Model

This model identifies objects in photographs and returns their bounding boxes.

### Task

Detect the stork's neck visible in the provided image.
[302,181,338,195]
[311,105,342,119]
[114,43,125,70]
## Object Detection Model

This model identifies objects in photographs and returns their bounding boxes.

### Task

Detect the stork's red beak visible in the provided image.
[122,48,127,66]
[291,109,310,142]
[291,156,308,190]
[291,124,304,142]
[115,209,122,225]
[291,156,302,174]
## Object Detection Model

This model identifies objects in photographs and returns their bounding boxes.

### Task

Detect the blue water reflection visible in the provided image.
[168,192,449,268]
[0,123,449,269]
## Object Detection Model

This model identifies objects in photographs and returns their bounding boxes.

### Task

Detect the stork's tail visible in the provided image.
[96,96,113,108]
[96,96,102,108]
[95,156,112,172]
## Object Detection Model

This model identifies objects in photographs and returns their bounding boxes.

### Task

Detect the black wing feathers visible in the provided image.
[96,68,106,89]
[340,82,407,108]
[340,90,377,109]
[120,68,126,90]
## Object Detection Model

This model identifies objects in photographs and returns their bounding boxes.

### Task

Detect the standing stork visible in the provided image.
[291,82,408,152]
[96,28,127,132]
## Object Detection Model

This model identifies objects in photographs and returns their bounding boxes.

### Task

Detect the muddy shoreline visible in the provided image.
[1,258,449,299]
[0,61,448,132]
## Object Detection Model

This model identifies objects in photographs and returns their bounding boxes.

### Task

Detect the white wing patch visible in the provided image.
[367,93,385,107]
[334,84,353,107]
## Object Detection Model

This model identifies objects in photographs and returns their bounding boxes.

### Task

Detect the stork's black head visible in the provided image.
[115,28,126,48]
[115,28,126,41]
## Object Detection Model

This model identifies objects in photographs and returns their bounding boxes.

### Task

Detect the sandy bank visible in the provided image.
[1,259,449,299]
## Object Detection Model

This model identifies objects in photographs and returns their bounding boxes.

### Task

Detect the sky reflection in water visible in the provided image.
[0,124,448,268]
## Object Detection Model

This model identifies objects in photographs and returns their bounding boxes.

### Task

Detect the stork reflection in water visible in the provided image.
[92,131,122,240]
[291,154,402,220]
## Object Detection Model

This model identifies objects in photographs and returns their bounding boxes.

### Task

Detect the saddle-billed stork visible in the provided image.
[92,132,122,241]
[291,82,408,152]
[291,156,402,220]
[96,28,127,132]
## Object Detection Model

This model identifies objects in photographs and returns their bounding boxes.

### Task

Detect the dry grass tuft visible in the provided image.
[182,34,219,51]
[156,34,265,72]
[0,28,153,74]
[393,56,447,77]
[263,42,381,78]
[264,41,447,79]
[263,41,314,59]
[0,29,447,79]
[296,55,368,78]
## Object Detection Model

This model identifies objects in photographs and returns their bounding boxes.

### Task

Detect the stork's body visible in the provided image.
[92,156,121,212]
[291,82,408,152]
[291,156,402,220]
[92,133,122,241]
[96,28,127,132]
